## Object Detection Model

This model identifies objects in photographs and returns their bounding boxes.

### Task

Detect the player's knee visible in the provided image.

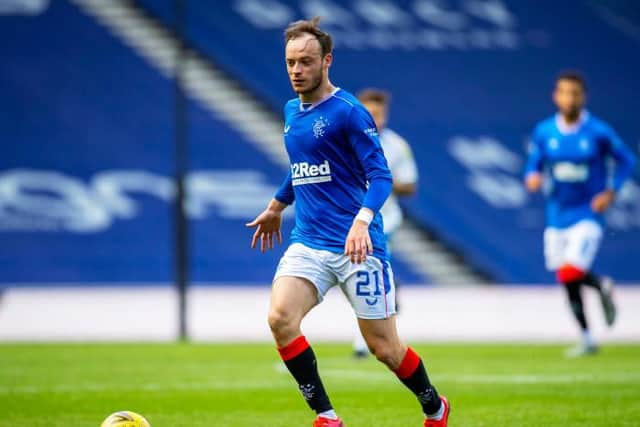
[267,307,296,336]
[556,264,585,284]
[368,340,403,369]
[369,344,391,364]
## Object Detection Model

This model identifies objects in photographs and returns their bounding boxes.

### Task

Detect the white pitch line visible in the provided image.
[318,369,640,384]
[3,370,640,395]
[276,363,640,384]
[0,380,291,395]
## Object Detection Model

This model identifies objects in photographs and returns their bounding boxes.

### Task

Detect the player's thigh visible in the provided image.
[543,227,566,271]
[270,275,318,323]
[271,243,336,317]
[338,256,396,320]
[564,220,603,271]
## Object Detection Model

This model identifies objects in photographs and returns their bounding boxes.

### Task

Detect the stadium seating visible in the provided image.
[139,0,640,283]
[1,0,170,283]
[0,0,425,284]
[2,1,638,284]
[0,1,283,283]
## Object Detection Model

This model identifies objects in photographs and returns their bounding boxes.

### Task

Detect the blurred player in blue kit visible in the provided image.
[247,17,449,427]
[524,72,636,357]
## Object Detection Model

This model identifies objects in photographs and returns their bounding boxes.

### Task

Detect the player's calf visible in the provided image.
[278,335,336,417]
[394,347,444,419]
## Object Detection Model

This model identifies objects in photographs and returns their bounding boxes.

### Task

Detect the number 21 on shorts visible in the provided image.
[356,270,383,306]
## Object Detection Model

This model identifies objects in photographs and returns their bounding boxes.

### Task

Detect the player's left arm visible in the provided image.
[344,105,393,263]
[592,126,637,213]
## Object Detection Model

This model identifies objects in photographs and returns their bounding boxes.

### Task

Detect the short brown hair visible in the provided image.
[284,16,333,57]
[357,88,391,105]
[556,71,587,92]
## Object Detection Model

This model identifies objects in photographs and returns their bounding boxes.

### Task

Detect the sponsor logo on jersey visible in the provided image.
[312,116,330,138]
[291,160,332,186]
[284,124,290,134]
[553,162,589,182]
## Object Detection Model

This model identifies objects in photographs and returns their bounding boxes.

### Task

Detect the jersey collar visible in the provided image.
[555,110,589,135]
[299,87,340,112]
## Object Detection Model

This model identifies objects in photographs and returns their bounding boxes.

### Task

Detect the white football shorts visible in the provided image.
[543,219,603,271]
[274,243,396,319]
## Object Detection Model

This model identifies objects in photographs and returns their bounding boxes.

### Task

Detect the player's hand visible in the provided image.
[591,189,615,213]
[344,219,373,264]
[525,172,543,192]
[246,199,286,253]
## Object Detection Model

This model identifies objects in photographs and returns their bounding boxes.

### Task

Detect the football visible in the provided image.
[100,411,151,427]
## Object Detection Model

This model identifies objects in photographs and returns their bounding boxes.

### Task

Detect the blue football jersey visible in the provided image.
[274,88,392,261]
[525,111,636,228]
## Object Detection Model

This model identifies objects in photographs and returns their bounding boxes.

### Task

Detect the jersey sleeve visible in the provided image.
[346,105,392,213]
[602,125,637,191]
[274,102,296,205]
[524,125,545,176]
[274,170,295,205]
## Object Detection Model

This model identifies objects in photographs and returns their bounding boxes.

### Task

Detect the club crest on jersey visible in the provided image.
[312,116,330,138]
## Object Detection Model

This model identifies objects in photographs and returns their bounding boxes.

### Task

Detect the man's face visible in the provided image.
[553,79,585,118]
[361,100,388,131]
[285,34,330,96]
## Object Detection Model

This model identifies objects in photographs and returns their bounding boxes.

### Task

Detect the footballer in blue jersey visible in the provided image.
[276,87,390,262]
[246,17,449,427]
[524,71,637,357]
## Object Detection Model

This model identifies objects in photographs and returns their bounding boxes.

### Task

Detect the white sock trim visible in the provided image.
[318,410,338,420]
[426,400,445,420]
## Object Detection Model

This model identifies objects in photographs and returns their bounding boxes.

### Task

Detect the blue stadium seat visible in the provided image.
[0,1,284,284]
[0,0,426,285]
[3,0,638,284]
[139,0,640,283]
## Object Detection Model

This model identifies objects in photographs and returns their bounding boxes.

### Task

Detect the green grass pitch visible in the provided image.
[1,343,639,426]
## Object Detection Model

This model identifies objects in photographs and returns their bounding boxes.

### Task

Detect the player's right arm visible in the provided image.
[524,127,545,193]
[245,171,293,252]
